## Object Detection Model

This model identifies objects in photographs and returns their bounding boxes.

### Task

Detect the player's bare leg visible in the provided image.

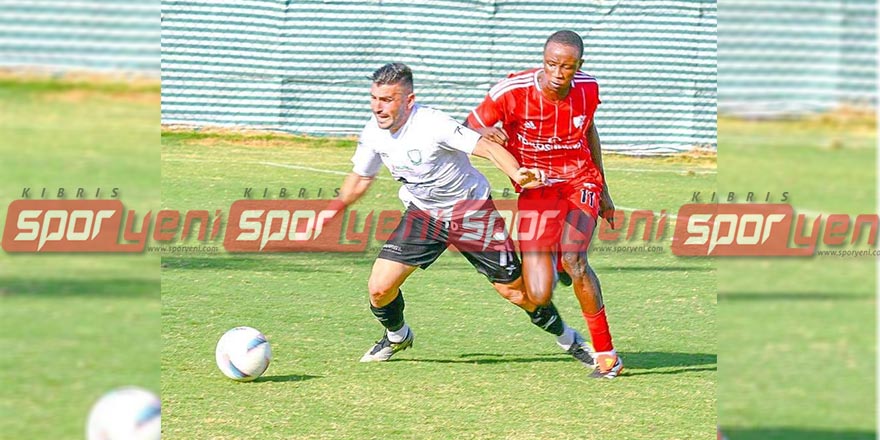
[367,257,416,307]
[492,277,532,309]
[561,213,623,378]
[555,248,573,286]
[360,258,418,362]
[455,203,594,368]
[561,250,604,313]
[521,250,556,306]
[516,252,595,368]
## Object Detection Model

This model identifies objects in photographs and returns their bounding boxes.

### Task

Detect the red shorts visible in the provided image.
[517,175,601,252]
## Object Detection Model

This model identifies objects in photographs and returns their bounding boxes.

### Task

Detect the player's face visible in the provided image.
[541,42,583,98]
[370,82,415,133]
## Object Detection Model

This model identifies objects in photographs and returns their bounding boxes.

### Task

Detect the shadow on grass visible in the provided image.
[723,427,875,440]
[613,351,715,370]
[393,355,576,365]
[597,265,714,272]
[254,374,322,383]
[398,351,715,375]
[719,291,875,301]
[0,278,158,298]
[161,255,371,273]
[623,366,716,376]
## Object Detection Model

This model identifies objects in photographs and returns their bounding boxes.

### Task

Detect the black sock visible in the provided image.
[370,290,405,332]
[526,302,565,336]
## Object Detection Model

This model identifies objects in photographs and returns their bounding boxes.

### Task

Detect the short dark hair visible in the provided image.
[372,63,413,92]
[545,30,584,58]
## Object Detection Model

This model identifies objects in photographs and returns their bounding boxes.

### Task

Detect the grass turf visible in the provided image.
[717,115,877,439]
[0,79,160,438]
[160,130,717,439]
[5,77,875,439]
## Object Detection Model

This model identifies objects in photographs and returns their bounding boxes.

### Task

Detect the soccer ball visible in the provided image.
[86,386,161,440]
[215,326,272,381]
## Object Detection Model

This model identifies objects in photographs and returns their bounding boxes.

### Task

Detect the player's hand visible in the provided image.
[315,199,346,237]
[599,189,616,229]
[516,167,546,190]
[477,126,509,146]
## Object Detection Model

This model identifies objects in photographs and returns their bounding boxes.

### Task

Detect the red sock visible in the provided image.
[584,307,614,352]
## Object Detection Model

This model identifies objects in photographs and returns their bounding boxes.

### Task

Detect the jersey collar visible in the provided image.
[534,69,574,102]
[391,103,421,139]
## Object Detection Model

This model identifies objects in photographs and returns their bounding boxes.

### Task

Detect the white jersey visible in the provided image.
[352,104,492,217]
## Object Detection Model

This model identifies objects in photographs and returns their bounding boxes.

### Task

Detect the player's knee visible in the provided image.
[528,286,553,306]
[561,252,588,279]
[367,277,397,305]
[494,283,526,307]
[493,283,515,299]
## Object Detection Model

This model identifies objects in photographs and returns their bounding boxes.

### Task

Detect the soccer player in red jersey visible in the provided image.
[465,30,623,378]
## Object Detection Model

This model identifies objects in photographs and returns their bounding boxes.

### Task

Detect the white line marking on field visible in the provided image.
[163,158,229,163]
[169,157,687,230]
[194,159,681,216]
[258,161,683,225]
[259,160,519,195]
[609,167,716,175]
[260,161,350,176]
[794,208,829,218]
[165,157,857,245]
[470,163,716,175]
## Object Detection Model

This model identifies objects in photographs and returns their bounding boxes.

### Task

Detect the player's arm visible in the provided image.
[472,137,542,189]
[465,91,508,146]
[319,137,381,228]
[587,122,616,227]
[464,119,508,146]
[336,172,374,207]
[316,172,373,236]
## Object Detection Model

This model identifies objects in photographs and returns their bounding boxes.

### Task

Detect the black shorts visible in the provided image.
[377,199,522,284]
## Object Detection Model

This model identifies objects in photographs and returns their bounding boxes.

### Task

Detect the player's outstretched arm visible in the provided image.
[471,137,543,189]
[466,123,508,146]
[318,172,374,230]
[315,172,373,236]
[587,122,616,227]
[334,172,374,210]
[315,173,373,237]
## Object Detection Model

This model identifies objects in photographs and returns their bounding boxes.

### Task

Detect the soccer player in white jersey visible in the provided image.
[325,63,597,364]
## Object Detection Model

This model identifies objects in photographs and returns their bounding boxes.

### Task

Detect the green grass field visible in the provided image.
[4,77,875,440]
[717,115,877,439]
[161,131,717,439]
[0,78,160,438]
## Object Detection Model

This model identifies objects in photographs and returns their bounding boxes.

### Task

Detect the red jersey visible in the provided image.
[467,68,603,185]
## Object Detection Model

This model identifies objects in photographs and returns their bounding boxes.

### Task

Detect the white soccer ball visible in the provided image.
[215,326,272,381]
[86,386,161,440]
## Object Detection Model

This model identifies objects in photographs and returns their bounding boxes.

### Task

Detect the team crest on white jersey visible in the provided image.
[573,115,586,128]
[523,121,536,130]
[407,149,422,165]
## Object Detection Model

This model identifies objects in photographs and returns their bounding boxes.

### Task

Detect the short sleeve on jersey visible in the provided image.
[467,93,503,129]
[429,110,482,155]
[592,82,601,106]
[350,140,382,177]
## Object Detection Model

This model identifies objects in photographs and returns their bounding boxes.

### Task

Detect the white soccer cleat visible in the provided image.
[559,329,596,369]
[590,350,624,379]
[359,329,414,362]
